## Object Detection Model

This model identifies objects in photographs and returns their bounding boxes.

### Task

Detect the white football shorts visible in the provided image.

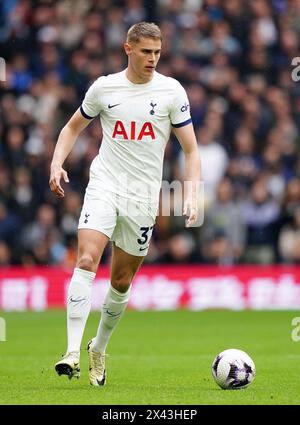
[78,187,158,256]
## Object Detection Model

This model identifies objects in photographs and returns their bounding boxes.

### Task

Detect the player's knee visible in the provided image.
[111,278,131,294]
[77,254,97,272]
[111,265,137,292]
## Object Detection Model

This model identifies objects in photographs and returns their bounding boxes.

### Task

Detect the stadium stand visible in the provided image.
[1,0,300,266]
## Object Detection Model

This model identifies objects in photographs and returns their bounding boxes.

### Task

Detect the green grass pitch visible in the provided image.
[0,310,299,405]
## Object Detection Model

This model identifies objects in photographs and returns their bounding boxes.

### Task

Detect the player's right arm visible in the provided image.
[49,108,92,198]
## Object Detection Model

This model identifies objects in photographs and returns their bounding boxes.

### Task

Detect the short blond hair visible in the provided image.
[127,22,162,43]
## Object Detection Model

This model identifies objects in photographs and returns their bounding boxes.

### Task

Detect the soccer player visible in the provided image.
[49,22,201,386]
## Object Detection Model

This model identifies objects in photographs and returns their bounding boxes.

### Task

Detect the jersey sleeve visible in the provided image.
[169,81,192,128]
[80,78,103,119]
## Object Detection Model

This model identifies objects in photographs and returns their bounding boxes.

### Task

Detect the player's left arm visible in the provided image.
[172,123,201,227]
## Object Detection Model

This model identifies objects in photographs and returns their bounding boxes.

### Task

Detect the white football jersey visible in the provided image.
[80,70,192,204]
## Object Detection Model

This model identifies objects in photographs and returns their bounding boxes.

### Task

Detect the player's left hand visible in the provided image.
[183,197,198,227]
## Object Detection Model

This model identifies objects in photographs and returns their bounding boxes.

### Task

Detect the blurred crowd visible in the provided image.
[1,0,300,267]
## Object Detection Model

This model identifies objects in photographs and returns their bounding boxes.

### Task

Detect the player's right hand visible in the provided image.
[49,164,69,198]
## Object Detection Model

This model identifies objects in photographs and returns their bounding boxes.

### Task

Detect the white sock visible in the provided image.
[67,267,95,354]
[92,284,131,354]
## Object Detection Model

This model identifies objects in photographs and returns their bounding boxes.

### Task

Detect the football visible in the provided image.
[211,349,256,390]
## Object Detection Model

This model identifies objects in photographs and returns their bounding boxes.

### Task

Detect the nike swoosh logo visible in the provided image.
[70,297,87,303]
[108,103,121,109]
[104,309,122,318]
[139,246,149,252]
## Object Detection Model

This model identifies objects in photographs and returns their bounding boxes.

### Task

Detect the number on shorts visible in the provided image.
[137,226,153,246]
